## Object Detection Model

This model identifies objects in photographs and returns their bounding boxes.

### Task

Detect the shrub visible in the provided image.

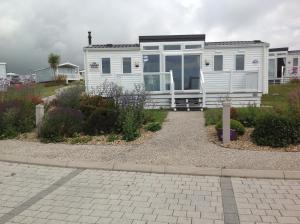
[54,85,84,109]
[288,86,300,118]
[84,107,118,135]
[230,107,238,119]
[79,94,115,118]
[69,134,92,144]
[215,119,245,136]
[204,109,222,126]
[107,134,119,142]
[122,109,140,141]
[145,122,161,132]
[0,100,35,138]
[251,114,300,147]
[38,107,84,142]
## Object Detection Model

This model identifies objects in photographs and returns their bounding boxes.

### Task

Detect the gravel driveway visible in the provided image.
[0,112,300,170]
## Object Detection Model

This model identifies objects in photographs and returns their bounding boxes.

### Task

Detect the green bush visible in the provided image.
[84,107,118,135]
[204,109,222,126]
[0,100,35,139]
[79,94,114,118]
[251,114,300,147]
[39,107,84,142]
[287,86,300,119]
[215,119,245,136]
[107,134,119,142]
[69,134,92,144]
[145,122,161,132]
[122,109,140,141]
[53,85,84,109]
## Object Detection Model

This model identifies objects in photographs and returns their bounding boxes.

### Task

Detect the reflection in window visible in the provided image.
[214,55,223,71]
[163,45,181,50]
[143,46,159,50]
[235,55,245,71]
[102,58,110,74]
[143,55,160,73]
[123,57,131,73]
[184,55,200,90]
[144,75,160,91]
[185,45,202,50]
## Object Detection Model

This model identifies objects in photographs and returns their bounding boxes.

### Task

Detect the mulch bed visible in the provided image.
[206,126,300,152]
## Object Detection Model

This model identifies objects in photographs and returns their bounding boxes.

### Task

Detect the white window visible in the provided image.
[163,45,181,50]
[122,57,131,73]
[143,46,159,50]
[214,55,223,71]
[185,44,202,50]
[235,54,245,71]
[102,58,110,74]
[293,58,299,66]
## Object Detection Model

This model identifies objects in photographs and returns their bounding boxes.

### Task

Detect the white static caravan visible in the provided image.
[84,33,269,109]
[0,63,7,79]
[34,62,81,83]
[268,47,300,84]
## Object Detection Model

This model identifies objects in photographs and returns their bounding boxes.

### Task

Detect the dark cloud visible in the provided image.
[0,0,299,74]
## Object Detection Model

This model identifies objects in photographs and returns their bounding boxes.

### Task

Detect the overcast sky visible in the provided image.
[0,0,300,74]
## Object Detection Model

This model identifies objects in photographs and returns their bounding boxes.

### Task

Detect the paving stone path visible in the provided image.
[0,162,299,224]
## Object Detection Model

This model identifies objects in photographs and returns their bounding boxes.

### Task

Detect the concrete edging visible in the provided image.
[0,155,299,180]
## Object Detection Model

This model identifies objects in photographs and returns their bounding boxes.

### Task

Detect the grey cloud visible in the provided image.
[0,0,299,74]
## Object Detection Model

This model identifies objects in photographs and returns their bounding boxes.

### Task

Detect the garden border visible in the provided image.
[0,155,299,180]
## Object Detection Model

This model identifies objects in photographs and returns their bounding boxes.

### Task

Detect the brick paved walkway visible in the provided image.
[0,162,299,224]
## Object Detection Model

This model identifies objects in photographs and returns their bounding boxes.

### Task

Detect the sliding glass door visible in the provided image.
[165,55,182,90]
[165,54,201,90]
[184,55,200,90]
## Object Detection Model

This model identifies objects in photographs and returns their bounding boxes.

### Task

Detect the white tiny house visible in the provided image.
[84,33,269,109]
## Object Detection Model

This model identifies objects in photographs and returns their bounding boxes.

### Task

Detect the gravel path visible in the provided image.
[0,112,300,170]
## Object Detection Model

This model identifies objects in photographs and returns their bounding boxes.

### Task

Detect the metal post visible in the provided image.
[36,104,44,129]
[222,101,231,145]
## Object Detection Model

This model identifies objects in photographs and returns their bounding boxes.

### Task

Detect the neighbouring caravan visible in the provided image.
[84,32,269,109]
[33,62,81,83]
[0,63,7,79]
[269,47,300,84]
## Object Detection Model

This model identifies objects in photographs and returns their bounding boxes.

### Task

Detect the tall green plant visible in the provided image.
[48,53,60,79]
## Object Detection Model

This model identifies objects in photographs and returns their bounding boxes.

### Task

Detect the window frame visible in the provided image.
[122,57,132,74]
[101,58,111,74]
[235,54,245,71]
[214,55,223,71]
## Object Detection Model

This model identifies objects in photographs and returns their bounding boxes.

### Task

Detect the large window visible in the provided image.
[214,55,223,71]
[122,57,131,73]
[235,54,245,71]
[163,45,181,50]
[143,55,160,72]
[102,58,110,74]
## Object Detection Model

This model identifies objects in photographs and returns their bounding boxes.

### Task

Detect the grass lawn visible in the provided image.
[144,109,168,125]
[0,82,72,101]
[261,82,300,111]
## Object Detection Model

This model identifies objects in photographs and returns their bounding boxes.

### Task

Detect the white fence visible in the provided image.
[203,71,259,93]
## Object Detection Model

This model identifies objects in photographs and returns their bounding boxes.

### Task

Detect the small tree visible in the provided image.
[48,53,60,79]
